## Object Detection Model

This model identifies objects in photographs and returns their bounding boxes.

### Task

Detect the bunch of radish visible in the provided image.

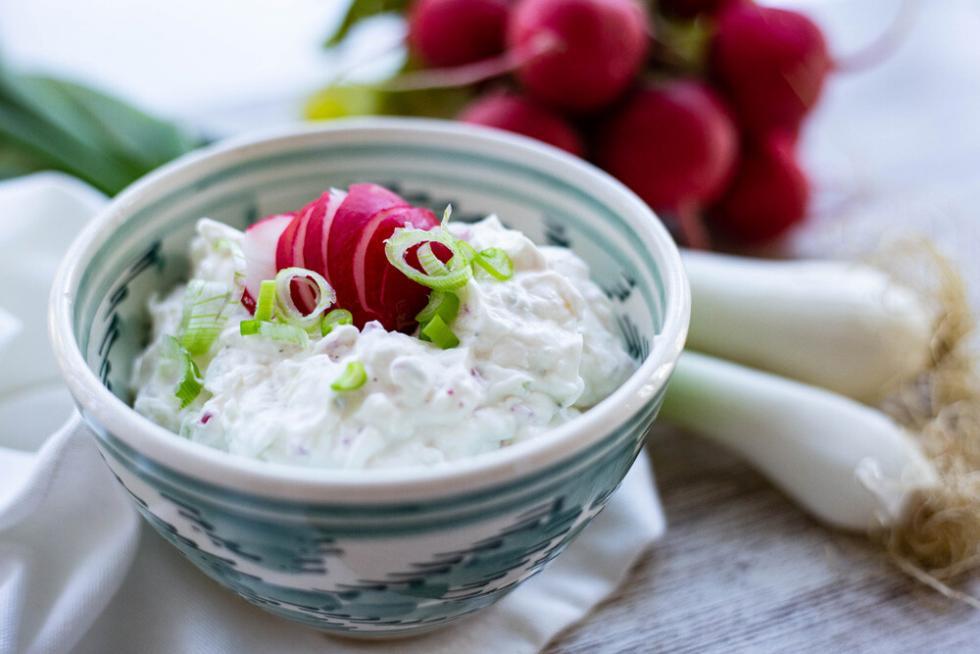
[315,0,833,248]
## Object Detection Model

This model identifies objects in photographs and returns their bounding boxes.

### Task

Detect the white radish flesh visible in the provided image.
[683,250,936,402]
[241,213,292,305]
[660,351,940,531]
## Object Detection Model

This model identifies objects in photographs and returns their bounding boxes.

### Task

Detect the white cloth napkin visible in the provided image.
[0,173,666,654]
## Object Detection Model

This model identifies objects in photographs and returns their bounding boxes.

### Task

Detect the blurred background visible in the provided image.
[1,0,978,261]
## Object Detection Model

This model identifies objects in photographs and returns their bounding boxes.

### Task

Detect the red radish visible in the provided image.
[459,92,584,156]
[326,184,413,326]
[708,134,809,244]
[710,4,831,135]
[508,0,649,113]
[253,184,451,332]
[354,207,440,329]
[595,80,738,246]
[302,188,347,280]
[659,0,743,18]
[408,0,512,68]
[241,213,293,312]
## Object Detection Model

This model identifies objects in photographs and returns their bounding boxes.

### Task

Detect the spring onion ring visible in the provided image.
[420,314,459,349]
[239,320,310,347]
[254,279,277,321]
[321,308,354,336]
[331,361,367,392]
[385,228,472,291]
[178,280,231,356]
[163,336,204,408]
[472,247,514,281]
[274,267,336,329]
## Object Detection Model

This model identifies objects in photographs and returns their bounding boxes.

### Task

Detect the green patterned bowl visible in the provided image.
[49,119,689,638]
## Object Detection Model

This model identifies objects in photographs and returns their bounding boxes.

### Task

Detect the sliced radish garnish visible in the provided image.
[304,188,346,276]
[288,204,318,312]
[327,184,411,326]
[380,239,453,331]
[356,207,439,315]
[242,213,293,312]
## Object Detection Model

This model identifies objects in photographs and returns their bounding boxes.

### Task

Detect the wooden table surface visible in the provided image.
[546,181,980,653]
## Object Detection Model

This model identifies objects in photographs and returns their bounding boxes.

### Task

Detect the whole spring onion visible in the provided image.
[177,280,231,356]
[661,351,940,531]
[683,250,936,402]
[321,308,353,336]
[274,267,336,329]
[331,361,367,392]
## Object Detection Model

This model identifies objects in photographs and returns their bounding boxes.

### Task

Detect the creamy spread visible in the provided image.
[132,216,635,469]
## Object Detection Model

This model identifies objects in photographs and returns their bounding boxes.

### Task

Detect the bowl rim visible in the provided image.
[49,118,690,503]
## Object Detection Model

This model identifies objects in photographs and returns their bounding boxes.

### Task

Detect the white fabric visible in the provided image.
[0,173,666,654]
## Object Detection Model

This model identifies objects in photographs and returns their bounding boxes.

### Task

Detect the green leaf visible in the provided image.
[325,0,410,48]
[0,59,202,195]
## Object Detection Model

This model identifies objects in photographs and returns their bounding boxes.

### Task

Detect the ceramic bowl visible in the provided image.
[49,119,689,638]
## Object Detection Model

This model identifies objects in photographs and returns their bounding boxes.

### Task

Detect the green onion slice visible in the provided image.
[163,336,204,408]
[240,320,309,347]
[275,267,336,329]
[417,242,449,276]
[331,361,367,392]
[420,314,460,349]
[178,280,231,356]
[254,279,277,321]
[473,247,514,281]
[385,228,471,291]
[416,290,460,326]
[321,308,353,336]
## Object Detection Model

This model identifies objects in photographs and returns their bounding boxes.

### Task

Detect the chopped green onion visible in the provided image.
[416,290,460,326]
[178,280,231,355]
[240,320,309,346]
[254,279,277,321]
[441,204,453,226]
[163,336,204,408]
[420,314,459,349]
[417,242,449,276]
[385,228,471,290]
[321,308,354,336]
[473,247,514,281]
[275,267,336,329]
[456,239,478,264]
[331,361,367,392]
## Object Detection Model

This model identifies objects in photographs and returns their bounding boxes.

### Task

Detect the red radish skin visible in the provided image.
[356,208,440,328]
[459,92,585,156]
[595,80,738,213]
[508,0,650,113]
[241,213,293,312]
[408,0,512,68]
[302,189,346,280]
[708,135,810,244]
[710,4,831,135]
[659,0,743,18]
[379,240,453,331]
[326,184,412,327]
